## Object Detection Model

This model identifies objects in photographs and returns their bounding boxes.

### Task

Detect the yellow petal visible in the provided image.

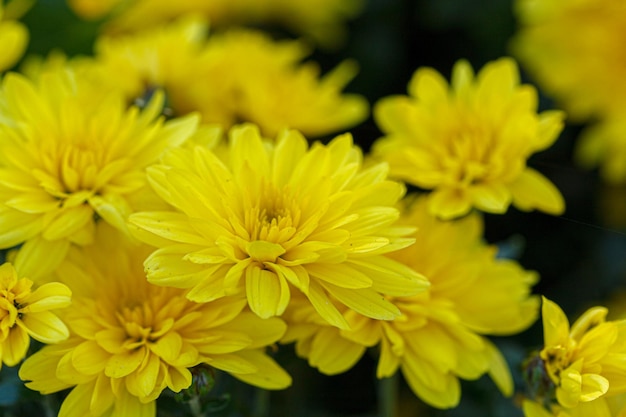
[220,312,286,349]
[469,183,511,214]
[0,262,17,289]
[377,336,400,378]
[485,339,513,397]
[206,353,257,374]
[1,324,29,366]
[166,366,192,393]
[72,340,109,375]
[541,297,570,347]
[408,67,450,105]
[570,306,608,342]
[246,240,286,263]
[89,194,131,234]
[90,374,115,416]
[245,264,290,318]
[306,280,349,329]
[308,328,366,375]
[522,400,554,417]
[19,311,69,343]
[12,236,70,280]
[129,211,207,245]
[556,361,583,408]
[0,206,44,248]
[22,282,71,312]
[509,168,565,215]
[58,382,96,417]
[580,373,609,402]
[427,188,473,220]
[149,332,183,363]
[0,20,28,72]
[144,245,209,289]
[19,347,73,394]
[307,262,373,289]
[105,347,145,378]
[401,351,461,408]
[322,282,400,321]
[42,204,94,241]
[113,388,155,417]
[134,353,160,397]
[228,350,292,390]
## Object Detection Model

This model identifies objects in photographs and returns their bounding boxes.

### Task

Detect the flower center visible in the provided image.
[541,345,573,384]
[0,280,31,334]
[61,145,100,193]
[245,184,301,245]
[0,297,18,334]
[115,295,176,350]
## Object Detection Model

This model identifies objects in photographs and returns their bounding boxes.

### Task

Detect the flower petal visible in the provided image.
[245,264,290,318]
[2,325,29,366]
[19,311,69,343]
[509,168,565,215]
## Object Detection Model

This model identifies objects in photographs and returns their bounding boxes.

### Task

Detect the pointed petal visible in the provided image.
[19,311,69,343]
[509,168,565,215]
[2,325,29,366]
[245,265,290,318]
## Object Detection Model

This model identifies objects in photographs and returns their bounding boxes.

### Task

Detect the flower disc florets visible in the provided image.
[130,123,428,329]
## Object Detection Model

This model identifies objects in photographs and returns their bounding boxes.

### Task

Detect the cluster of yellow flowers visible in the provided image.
[0,0,621,417]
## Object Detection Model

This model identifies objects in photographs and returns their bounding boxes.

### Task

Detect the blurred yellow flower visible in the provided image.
[0,262,70,369]
[19,225,291,417]
[129,124,428,328]
[511,0,626,122]
[0,0,31,72]
[0,67,198,270]
[512,0,626,185]
[522,298,626,417]
[68,0,363,48]
[89,19,368,138]
[575,116,626,184]
[89,15,209,119]
[372,58,565,220]
[282,196,539,408]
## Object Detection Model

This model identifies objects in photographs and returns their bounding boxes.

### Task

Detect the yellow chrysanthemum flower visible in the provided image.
[0,262,71,368]
[89,19,367,138]
[0,67,198,271]
[282,196,539,408]
[68,0,363,48]
[372,57,566,220]
[522,297,626,417]
[0,0,30,72]
[129,124,428,328]
[19,224,291,417]
[511,0,626,122]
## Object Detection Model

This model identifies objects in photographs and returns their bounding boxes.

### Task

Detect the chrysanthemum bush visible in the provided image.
[0,1,622,417]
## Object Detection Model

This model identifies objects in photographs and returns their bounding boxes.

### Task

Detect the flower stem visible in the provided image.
[188,396,204,417]
[378,373,399,417]
[252,387,270,417]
